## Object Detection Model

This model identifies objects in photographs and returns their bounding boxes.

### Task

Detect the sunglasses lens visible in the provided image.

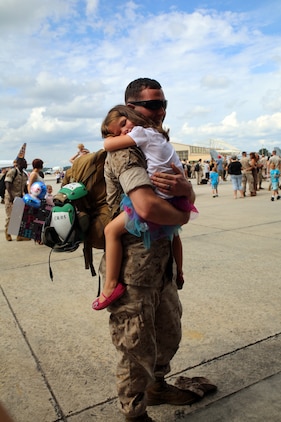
[147,100,167,110]
[130,100,167,110]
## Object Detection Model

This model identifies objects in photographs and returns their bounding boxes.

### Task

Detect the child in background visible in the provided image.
[92,105,198,310]
[269,162,280,201]
[45,184,54,206]
[69,143,90,164]
[210,166,219,198]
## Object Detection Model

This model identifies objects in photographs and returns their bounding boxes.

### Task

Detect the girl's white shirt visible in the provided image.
[128,126,183,199]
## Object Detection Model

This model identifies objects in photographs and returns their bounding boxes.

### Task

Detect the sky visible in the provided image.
[1,0,281,167]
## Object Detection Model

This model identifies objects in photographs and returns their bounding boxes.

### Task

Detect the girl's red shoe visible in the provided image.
[92,283,126,310]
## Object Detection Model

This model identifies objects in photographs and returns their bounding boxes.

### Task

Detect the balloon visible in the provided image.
[23,181,47,207]
[30,181,47,199]
[23,193,41,208]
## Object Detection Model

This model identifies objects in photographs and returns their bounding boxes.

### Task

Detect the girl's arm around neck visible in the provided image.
[104,134,136,152]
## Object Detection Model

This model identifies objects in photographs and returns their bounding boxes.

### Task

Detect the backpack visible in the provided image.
[42,150,114,281]
[0,168,18,198]
[195,163,200,172]
[0,175,5,198]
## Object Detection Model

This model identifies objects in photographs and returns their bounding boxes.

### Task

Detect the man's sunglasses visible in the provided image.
[128,99,168,110]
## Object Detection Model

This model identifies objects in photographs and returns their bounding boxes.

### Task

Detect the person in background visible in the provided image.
[28,159,44,193]
[222,155,228,181]
[209,166,219,197]
[203,160,210,181]
[255,153,264,190]
[185,160,191,178]
[4,157,29,241]
[227,156,244,199]
[267,149,281,174]
[194,159,203,185]
[216,155,224,181]
[259,154,268,180]
[45,184,54,206]
[69,143,90,164]
[269,162,280,201]
[240,151,256,196]
[0,168,9,203]
[250,152,258,193]
[55,171,61,184]
[209,158,217,172]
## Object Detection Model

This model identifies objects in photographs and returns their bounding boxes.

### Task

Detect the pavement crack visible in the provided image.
[1,285,67,422]
[171,332,281,376]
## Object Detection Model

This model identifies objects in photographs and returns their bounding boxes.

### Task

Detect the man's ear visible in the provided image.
[126,103,135,109]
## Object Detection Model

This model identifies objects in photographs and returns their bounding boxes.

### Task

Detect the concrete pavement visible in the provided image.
[1,177,281,421]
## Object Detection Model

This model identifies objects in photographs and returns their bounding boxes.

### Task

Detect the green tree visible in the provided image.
[259,148,269,156]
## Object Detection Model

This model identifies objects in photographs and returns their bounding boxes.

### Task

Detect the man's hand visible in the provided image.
[151,163,196,204]
[129,185,190,226]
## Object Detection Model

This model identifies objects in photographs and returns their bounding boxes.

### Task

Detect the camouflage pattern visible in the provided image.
[4,168,28,199]
[240,156,255,193]
[102,147,182,418]
[4,168,28,232]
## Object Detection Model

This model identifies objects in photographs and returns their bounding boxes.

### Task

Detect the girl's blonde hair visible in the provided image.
[101,105,169,141]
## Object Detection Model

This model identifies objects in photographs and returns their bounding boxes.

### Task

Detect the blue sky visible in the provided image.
[0,0,281,167]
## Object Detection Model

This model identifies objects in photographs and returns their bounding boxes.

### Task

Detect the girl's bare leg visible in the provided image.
[99,212,127,303]
[173,235,184,289]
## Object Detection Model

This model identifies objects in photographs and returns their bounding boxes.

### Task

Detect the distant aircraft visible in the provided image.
[0,160,14,169]
[210,149,219,160]
[0,143,26,169]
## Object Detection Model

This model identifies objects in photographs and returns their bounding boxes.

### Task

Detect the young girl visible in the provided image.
[269,162,280,201]
[45,184,54,206]
[209,166,219,198]
[92,105,198,310]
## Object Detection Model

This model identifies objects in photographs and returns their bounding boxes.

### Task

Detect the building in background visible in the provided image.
[171,139,241,162]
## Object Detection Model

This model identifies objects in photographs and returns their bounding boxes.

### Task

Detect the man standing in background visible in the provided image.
[4,157,28,241]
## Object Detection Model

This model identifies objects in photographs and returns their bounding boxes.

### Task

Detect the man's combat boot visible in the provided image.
[146,377,199,406]
[5,229,12,241]
[125,411,155,421]
[16,236,31,241]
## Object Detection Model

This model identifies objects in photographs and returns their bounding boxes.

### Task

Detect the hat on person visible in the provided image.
[16,143,26,159]
[231,155,237,160]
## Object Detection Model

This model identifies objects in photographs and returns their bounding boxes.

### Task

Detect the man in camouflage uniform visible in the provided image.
[102,78,198,422]
[4,157,28,241]
[240,151,255,196]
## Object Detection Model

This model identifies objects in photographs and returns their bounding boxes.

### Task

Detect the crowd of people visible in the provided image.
[186,149,281,200]
[1,77,281,422]
[0,156,55,241]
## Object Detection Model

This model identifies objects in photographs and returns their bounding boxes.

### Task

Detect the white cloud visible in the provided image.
[86,0,99,16]
[0,1,281,165]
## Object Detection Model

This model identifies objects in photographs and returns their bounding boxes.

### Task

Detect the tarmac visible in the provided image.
[1,176,281,422]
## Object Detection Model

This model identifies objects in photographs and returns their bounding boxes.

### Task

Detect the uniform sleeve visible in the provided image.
[105,147,153,198]
[4,168,16,183]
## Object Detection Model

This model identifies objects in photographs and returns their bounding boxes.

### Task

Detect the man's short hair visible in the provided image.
[16,157,27,167]
[125,78,162,103]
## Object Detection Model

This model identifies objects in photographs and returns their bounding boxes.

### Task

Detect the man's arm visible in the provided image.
[5,181,13,202]
[129,185,190,226]
[150,163,196,204]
